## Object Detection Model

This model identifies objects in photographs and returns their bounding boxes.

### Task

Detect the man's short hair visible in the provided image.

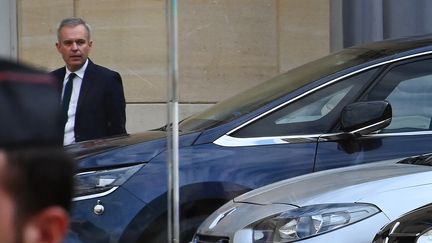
[3,147,75,221]
[57,17,92,41]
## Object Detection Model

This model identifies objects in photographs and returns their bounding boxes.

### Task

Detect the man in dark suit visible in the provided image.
[52,17,127,145]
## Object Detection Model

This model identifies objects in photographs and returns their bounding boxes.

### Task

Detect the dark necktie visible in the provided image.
[61,73,76,129]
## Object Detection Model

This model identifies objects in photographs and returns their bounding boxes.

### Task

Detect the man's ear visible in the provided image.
[55,42,61,52]
[23,207,69,243]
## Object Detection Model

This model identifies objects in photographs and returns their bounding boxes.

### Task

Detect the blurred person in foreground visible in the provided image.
[52,17,127,146]
[0,59,75,243]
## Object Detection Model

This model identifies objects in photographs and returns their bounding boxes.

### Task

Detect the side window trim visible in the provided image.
[215,130,432,147]
[214,133,323,147]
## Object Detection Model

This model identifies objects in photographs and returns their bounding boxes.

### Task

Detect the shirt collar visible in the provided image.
[65,59,89,80]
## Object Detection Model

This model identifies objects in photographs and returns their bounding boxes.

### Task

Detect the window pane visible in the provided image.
[367,59,432,133]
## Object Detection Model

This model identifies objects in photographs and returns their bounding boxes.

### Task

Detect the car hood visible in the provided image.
[66,130,201,171]
[234,158,432,207]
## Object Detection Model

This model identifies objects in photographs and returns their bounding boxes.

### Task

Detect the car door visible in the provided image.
[315,56,432,171]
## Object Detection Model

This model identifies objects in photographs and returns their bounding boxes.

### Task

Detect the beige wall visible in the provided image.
[278,0,330,71]
[17,0,330,133]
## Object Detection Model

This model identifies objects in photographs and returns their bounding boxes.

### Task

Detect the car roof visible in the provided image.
[349,34,432,57]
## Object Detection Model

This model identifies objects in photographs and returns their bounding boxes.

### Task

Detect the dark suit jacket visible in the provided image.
[51,59,127,142]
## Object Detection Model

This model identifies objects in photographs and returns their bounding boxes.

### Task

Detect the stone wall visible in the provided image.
[17,0,330,133]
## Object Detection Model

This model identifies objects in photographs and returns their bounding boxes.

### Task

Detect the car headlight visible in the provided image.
[251,203,380,242]
[74,164,144,200]
[418,229,432,243]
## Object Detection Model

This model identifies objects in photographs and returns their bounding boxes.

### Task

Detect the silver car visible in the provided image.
[192,154,432,243]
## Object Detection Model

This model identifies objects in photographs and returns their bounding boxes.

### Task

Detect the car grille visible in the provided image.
[192,234,229,243]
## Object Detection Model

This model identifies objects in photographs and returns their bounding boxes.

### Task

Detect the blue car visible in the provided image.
[67,35,432,243]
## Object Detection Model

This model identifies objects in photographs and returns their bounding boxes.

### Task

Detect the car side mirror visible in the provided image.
[341,101,392,136]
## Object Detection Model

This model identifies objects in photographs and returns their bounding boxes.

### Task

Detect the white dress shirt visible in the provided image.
[62,59,88,145]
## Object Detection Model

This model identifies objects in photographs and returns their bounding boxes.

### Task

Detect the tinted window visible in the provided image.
[366,58,432,133]
[232,68,378,137]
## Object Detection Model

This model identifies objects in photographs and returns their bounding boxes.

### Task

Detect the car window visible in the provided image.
[232,68,378,138]
[365,58,432,133]
[275,86,352,124]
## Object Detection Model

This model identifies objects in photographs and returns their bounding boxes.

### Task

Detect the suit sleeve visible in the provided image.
[105,72,127,136]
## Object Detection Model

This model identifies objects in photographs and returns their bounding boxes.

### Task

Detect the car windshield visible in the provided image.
[179,47,386,132]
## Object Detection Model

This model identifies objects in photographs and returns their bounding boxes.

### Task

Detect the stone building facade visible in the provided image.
[0,0,336,133]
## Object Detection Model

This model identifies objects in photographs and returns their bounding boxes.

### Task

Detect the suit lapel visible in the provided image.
[54,68,66,93]
[76,60,95,115]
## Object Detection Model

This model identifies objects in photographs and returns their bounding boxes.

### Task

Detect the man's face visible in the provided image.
[56,24,92,72]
